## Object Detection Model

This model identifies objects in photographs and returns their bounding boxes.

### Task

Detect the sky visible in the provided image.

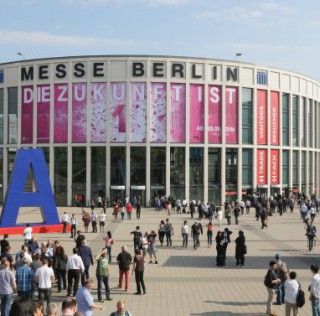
[1,0,320,80]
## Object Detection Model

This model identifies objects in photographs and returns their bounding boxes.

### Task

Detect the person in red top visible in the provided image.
[113,203,119,220]
[126,203,133,220]
[206,221,214,248]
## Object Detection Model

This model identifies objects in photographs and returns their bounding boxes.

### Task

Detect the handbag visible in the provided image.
[243,245,247,254]
[296,283,305,308]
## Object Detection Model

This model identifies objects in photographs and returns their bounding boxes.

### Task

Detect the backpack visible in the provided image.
[264,270,272,288]
[296,286,305,308]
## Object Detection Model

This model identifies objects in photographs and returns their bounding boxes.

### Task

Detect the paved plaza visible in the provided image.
[5,206,318,315]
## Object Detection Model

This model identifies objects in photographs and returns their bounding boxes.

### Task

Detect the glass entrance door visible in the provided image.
[131,186,146,207]
[110,186,125,206]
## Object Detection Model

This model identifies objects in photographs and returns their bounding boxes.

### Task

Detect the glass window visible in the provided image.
[208,148,221,204]
[242,149,253,188]
[282,150,289,187]
[111,147,126,185]
[91,147,106,200]
[0,70,3,83]
[257,71,268,85]
[0,88,3,144]
[225,148,238,202]
[292,95,299,147]
[301,151,306,193]
[309,152,313,188]
[242,88,253,144]
[7,148,17,185]
[292,150,299,187]
[8,87,18,144]
[170,147,185,199]
[54,148,67,206]
[150,147,166,199]
[72,147,86,206]
[189,147,204,201]
[301,97,306,147]
[309,100,313,148]
[130,147,146,185]
[0,149,2,203]
[282,93,289,146]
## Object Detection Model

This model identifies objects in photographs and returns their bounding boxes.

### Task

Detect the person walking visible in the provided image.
[147,230,158,264]
[61,212,69,234]
[116,246,132,292]
[181,220,189,248]
[130,226,142,250]
[70,214,77,240]
[95,248,112,302]
[284,271,299,316]
[310,264,320,316]
[158,220,166,246]
[66,248,84,297]
[235,230,246,266]
[78,240,94,286]
[191,220,203,249]
[98,210,106,233]
[16,258,34,299]
[90,211,98,233]
[221,228,232,265]
[132,249,146,295]
[136,200,142,219]
[164,218,174,247]
[103,231,114,263]
[109,299,133,316]
[215,231,224,266]
[275,253,290,306]
[53,246,67,292]
[206,221,213,248]
[23,224,33,245]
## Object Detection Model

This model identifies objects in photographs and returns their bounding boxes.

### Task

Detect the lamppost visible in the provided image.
[235,53,242,60]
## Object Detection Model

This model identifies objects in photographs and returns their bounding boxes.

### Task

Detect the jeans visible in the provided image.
[56,269,67,291]
[135,270,146,294]
[207,231,212,246]
[166,232,172,246]
[276,282,285,304]
[312,297,320,316]
[38,288,52,312]
[119,269,130,290]
[67,269,80,296]
[96,274,111,300]
[107,246,112,263]
[70,224,77,238]
[62,221,68,233]
[182,233,188,247]
[92,221,97,233]
[0,293,13,316]
[193,234,200,249]
[81,265,90,286]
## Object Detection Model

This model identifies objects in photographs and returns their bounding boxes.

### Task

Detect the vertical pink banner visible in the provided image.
[270,91,279,145]
[170,83,186,143]
[189,84,204,143]
[72,83,87,143]
[208,85,222,143]
[21,86,34,144]
[256,149,267,185]
[225,87,238,144]
[257,90,267,145]
[270,149,279,184]
[130,82,146,142]
[150,82,167,143]
[54,84,68,143]
[37,84,50,143]
[90,83,106,143]
[110,82,126,142]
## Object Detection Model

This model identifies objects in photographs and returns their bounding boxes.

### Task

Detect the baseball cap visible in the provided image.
[275,253,281,260]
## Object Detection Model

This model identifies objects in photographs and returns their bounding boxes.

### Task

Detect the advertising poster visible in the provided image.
[150,82,167,143]
[189,84,204,143]
[225,87,238,144]
[270,91,279,145]
[37,84,50,143]
[208,85,222,143]
[72,83,87,143]
[170,83,186,143]
[90,83,106,143]
[256,149,267,185]
[110,82,126,142]
[54,84,68,143]
[270,149,279,184]
[130,82,147,142]
[257,90,267,145]
[21,85,33,144]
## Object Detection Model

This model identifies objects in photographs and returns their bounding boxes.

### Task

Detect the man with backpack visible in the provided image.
[130,226,142,250]
[191,220,203,249]
[275,254,290,305]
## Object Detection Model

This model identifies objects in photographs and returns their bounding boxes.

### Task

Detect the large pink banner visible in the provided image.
[130,82,146,142]
[170,83,186,143]
[150,83,166,143]
[54,84,68,143]
[225,87,238,144]
[256,149,267,185]
[90,83,106,142]
[270,149,279,184]
[72,83,87,143]
[208,85,222,143]
[270,91,279,145]
[21,86,33,144]
[37,85,50,143]
[110,82,126,142]
[257,90,267,145]
[189,84,204,143]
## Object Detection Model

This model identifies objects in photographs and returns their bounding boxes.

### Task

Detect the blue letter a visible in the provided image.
[0,148,59,227]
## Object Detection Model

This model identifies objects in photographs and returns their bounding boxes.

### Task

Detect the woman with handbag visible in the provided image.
[235,230,246,267]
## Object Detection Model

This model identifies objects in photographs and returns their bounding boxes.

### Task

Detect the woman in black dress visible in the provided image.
[235,230,246,266]
[215,231,224,266]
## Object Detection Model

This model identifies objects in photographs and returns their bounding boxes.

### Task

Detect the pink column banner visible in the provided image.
[37,84,50,143]
[21,85,34,144]
[225,87,239,144]
[54,84,68,143]
[270,149,279,185]
[257,90,268,145]
[208,85,222,143]
[72,83,87,143]
[130,82,147,142]
[189,84,204,143]
[90,83,106,143]
[170,83,186,143]
[270,91,279,145]
[256,149,267,185]
[150,82,167,143]
[110,82,126,142]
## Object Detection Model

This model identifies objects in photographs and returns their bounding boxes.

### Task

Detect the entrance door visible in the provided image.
[110,186,125,206]
[131,186,146,207]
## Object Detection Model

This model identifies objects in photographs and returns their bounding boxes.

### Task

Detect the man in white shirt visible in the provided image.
[284,271,299,316]
[98,211,106,233]
[61,212,69,233]
[70,214,77,239]
[23,224,33,245]
[66,247,84,297]
[91,211,98,233]
[35,258,55,313]
[310,264,320,316]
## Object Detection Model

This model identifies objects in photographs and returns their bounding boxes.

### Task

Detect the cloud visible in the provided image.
[62,0,192,6]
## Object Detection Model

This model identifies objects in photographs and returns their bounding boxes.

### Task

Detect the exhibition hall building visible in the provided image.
[0,55,319,206]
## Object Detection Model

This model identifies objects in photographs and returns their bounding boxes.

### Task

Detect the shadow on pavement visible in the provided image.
[190,312,266,315]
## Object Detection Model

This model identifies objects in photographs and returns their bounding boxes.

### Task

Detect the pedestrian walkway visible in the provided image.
[6,207,315,315]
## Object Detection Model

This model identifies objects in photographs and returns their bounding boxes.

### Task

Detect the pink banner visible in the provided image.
[208,85,222,143]
[257,90,267,145]
[270,91,279,145]
[130,82,146,142]
[111,82,126,142]
[256,149,267,185]
[37,85,50,143]
[225,87,238,144]
[170,83,186,143]
[21,85,33,144]
[90,83,106,142]
[189,84,204,143]
[270,149,279,184]
[54,84,68,143]
[72,83,87,143]
[150,82,166,143]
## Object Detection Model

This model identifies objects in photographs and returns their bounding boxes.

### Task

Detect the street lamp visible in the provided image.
[235,53,242,60]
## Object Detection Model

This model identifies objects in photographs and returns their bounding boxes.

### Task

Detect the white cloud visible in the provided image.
[62,0,192,6]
